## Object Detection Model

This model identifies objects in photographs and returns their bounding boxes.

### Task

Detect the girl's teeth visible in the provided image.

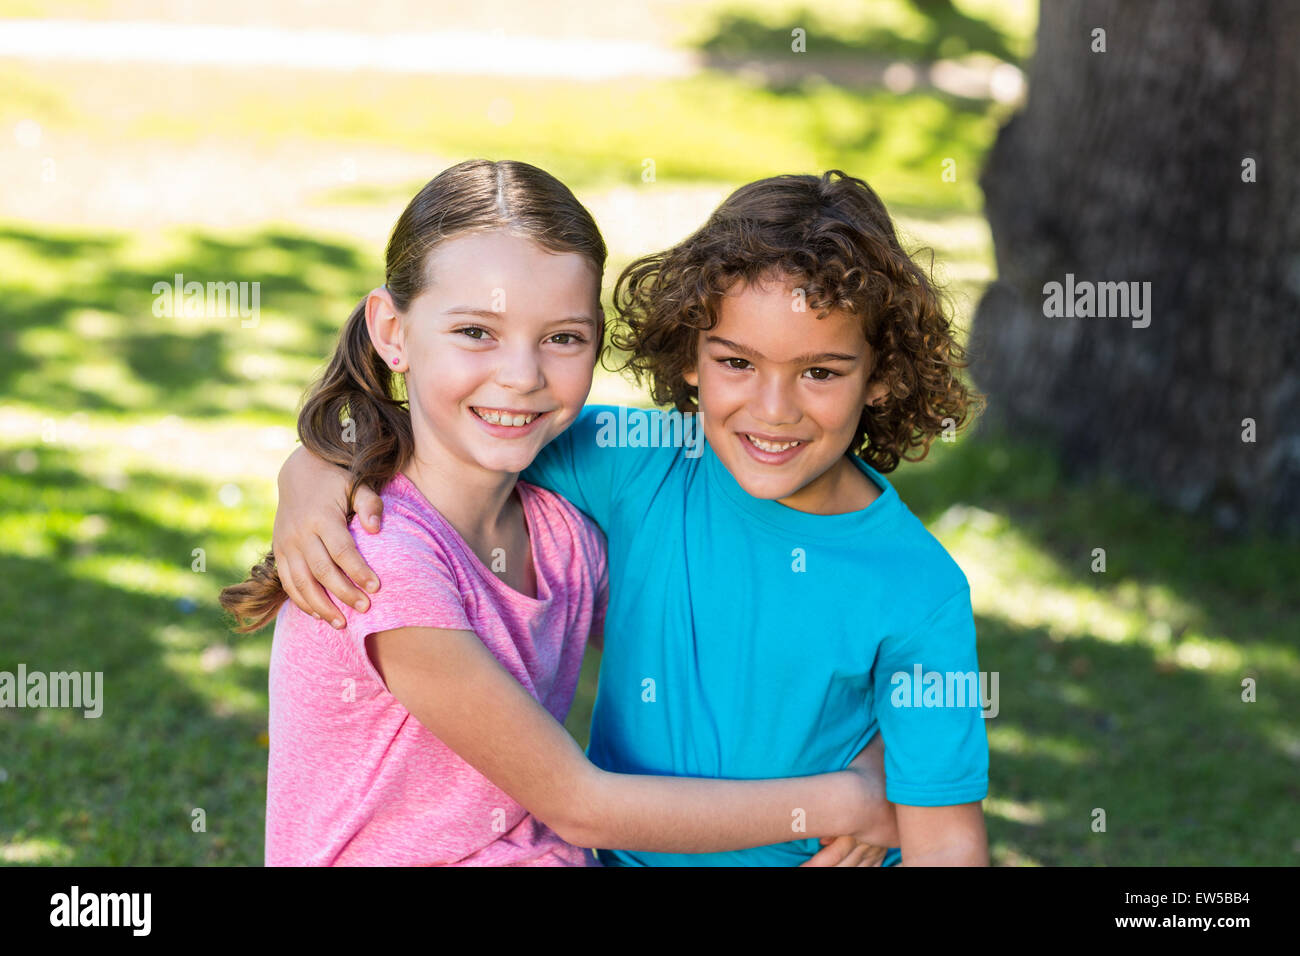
[475,409,538,427]
[747,434,801,453]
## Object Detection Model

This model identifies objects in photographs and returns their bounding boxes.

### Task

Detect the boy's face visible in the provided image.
[683,275,889,514]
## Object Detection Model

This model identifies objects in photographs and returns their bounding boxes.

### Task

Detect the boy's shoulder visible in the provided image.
[892,499,969,583]
[569,404,706,473]
[843,468,971,625]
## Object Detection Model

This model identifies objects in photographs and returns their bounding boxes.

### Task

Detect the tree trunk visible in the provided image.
[970,0,1300,533]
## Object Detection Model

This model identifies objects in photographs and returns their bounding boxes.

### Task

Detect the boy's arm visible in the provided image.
[368,624,883,853]
[870,584,990,865]
[272,445,383,627]
[896,803,988,866]
[271,406,635,625]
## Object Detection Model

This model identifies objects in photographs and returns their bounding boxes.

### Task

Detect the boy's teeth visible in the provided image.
[475,408,539,427]
[746,434,801,453]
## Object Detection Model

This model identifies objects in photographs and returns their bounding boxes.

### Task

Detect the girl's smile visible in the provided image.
[470,406,552,436]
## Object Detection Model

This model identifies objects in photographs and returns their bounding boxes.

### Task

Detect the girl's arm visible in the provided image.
[367,624,876,854]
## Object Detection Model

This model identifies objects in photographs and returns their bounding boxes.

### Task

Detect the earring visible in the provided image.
[391,357,401,366]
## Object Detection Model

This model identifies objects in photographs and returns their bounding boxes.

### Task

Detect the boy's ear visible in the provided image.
[866,381,889,408]
[683,367,699,388]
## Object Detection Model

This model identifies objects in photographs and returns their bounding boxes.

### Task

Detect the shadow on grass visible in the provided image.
[0,444,273,865]
[890,424,1299,864]
[690,0,1023,98]
[0,223,370,419]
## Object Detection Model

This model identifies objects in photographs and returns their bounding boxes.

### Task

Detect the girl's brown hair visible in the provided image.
[220,159,606,632]
[611,169,983,473]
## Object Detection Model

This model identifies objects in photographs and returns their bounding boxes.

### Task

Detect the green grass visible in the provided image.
[1,4,1294,864]
[890,430,1300,865]
[0,59,999,213]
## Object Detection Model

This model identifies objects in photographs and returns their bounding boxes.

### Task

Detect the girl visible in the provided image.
[220,159,891,865]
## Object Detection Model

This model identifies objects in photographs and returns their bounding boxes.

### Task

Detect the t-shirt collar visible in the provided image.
[701,437,902,538]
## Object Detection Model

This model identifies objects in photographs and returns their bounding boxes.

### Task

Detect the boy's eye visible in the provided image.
[805,367,837,381]
[721,357,751,370]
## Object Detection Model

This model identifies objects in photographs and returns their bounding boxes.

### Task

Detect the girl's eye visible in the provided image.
[457,327,489,340]
[549,332,587,345]
[805,367,837,381]
[722,357,751,370]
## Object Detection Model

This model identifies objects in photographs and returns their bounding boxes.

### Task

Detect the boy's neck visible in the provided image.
[775,454,882,516]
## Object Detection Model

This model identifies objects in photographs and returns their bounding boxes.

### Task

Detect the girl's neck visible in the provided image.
[400,451,521,546]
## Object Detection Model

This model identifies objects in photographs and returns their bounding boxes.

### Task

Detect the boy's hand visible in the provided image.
[272,446,385,627]
[799,733,898,866]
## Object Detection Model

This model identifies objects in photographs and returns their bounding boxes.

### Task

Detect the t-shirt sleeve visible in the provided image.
[872,586,989,806]
[336,509,473,654]
[591,546,609,643]
[520,405,631,531]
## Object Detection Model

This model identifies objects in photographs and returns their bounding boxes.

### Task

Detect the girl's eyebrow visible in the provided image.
[443,307,596,328]
[704,335,859,365]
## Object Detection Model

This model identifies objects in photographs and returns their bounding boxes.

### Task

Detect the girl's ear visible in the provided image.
[365,287,405,370]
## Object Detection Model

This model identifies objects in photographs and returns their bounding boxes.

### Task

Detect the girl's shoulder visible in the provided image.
[516,480,608,569]
[346,474,465,582]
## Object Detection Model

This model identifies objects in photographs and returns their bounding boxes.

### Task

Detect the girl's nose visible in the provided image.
[494,344,546,393]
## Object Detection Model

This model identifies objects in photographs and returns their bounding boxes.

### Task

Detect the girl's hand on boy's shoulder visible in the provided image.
[273,446,385,627]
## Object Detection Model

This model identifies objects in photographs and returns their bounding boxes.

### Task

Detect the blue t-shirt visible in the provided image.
[522,405,988,866]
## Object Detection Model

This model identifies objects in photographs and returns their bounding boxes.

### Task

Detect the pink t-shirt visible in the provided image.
[265,472,608,866]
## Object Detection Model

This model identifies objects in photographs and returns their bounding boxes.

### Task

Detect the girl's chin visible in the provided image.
[466,444,545,473]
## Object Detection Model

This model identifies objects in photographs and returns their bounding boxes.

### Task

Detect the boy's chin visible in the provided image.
[729,468,810,502]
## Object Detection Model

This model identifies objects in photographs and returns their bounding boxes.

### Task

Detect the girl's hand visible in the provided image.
[800,835,888,867]
[800,734,897,865]
[272,446,385,627]
[847,733,900,837]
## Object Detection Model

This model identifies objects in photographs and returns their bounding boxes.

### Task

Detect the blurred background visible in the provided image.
[0,0,1295,865]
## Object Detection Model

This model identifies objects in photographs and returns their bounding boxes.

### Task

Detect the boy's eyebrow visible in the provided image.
[704,335,859,365]
[443,307,596,328]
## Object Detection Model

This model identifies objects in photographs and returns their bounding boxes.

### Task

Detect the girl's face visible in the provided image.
[372,230,601,479]
[683,275,889,514]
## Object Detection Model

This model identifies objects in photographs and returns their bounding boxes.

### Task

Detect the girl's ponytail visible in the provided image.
[218,296,414,633]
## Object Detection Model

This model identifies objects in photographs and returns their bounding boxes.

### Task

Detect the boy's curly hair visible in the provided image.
[611,170,984,473]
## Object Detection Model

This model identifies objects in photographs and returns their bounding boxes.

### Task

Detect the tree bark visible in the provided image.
[971,0,1300,533]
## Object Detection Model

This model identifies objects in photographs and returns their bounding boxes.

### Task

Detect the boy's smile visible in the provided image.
[683,274,889,515]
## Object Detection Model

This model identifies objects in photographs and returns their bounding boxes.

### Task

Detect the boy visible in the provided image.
[273,170,989,866]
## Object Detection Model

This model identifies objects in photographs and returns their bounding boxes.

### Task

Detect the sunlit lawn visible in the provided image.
[1,9,1295,864]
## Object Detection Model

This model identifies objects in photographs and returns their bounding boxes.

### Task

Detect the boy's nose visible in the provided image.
[751,375,801,426]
